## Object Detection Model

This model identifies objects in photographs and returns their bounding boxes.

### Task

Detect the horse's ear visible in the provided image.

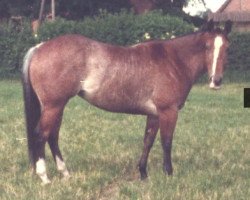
[224,20,232,35]
[207,19,214,32]
[201,19,214,32]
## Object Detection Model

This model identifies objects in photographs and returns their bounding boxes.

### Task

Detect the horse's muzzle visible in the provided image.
[209,76,222,90]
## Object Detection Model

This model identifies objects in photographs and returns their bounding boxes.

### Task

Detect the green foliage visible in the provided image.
[38,18,79,40]
[136,10,193,40]
[228,32,250,70]
[39,10,194,45]
[0,20,35,71]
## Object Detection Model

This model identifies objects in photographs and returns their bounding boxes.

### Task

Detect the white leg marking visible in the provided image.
[55,156,70,178]
[36,158,51,185]
[211,36,223,77]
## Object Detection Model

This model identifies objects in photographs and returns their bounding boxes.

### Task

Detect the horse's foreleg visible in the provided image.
[159,107,178,175]
[138,115,159,180]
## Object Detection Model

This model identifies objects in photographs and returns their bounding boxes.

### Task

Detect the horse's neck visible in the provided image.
[172,34,206,83]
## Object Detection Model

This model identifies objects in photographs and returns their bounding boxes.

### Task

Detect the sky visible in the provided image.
[183,0,227,16]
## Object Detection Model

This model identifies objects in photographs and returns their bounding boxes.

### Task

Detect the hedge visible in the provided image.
[227,32,250,70]
[0,20,36,71]
[0,10,249,73]
[38,10,194,45]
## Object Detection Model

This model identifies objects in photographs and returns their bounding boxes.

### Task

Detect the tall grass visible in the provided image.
[0,71,249,200]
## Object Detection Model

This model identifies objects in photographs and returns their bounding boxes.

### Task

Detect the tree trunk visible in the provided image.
[38,0,46,25]
[129,0,185,14]
[32,0,46,35]
[51,0,55,21]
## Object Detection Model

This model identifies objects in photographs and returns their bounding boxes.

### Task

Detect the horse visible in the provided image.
[22,20,232,184]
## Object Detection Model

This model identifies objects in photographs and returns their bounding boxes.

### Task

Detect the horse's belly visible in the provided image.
[79,67,157,115]
[79,89,158,116]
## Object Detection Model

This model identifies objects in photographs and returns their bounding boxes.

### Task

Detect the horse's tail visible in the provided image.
[22,43,43,167]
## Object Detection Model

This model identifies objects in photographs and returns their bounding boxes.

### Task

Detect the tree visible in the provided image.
[129,0,187,14]
[1,0,206,20]
[51,0,55,21]
[56,0,131,19]
[38,0,46,24]
[0,0,10,18]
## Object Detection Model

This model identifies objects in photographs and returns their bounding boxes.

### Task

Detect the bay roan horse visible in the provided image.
[22,20,232,184]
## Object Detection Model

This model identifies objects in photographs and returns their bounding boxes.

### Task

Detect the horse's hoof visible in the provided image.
[62,174,71,181]
[140,171,148,180]
[38,173,51,186]
[163,164,173,176]
[164,169,173,176]
[41,179,51,186]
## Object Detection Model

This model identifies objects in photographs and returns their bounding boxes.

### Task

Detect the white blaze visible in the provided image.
[211,36,223,77]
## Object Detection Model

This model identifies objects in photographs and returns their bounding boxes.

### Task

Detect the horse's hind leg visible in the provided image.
[138,115,159,180]
[34,104,66,184]
[48,115,70,179]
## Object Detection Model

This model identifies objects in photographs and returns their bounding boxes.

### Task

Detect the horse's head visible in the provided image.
[203,20,232,89]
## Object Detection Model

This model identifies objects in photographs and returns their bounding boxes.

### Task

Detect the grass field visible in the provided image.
[0,71,249,200]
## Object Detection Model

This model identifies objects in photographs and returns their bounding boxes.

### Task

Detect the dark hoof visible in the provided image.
[164,165,173,176]
[166,170,173,176]
[140,172,148,180]
[139,166,148,180]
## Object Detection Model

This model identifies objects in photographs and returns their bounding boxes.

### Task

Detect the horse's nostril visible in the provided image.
[209,76,222,89]
[214,77,222,86]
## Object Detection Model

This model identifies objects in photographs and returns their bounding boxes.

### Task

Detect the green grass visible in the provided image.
[0,71,249,200]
